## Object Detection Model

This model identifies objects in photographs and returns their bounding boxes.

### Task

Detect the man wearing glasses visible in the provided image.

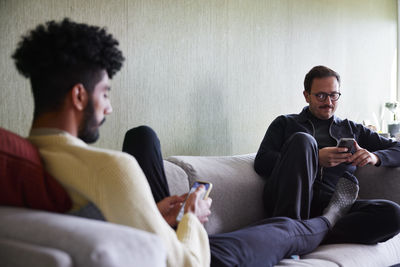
[254,65,400,245]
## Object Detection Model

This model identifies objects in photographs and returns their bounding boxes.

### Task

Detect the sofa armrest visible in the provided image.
[164,160,189,196]
[0,237,72,267]
[355,165,400,204]
[0,207,166,267]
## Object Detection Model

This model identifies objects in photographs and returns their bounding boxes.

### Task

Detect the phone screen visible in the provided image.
[176,181,212,222]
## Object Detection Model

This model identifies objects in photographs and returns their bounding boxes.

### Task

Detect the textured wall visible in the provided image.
[0,0,397,156]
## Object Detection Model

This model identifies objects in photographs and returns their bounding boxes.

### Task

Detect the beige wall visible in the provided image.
[0,0,397,156]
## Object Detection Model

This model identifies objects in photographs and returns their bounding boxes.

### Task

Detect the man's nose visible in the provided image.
[324,95,333,104]
[105,102,113,115]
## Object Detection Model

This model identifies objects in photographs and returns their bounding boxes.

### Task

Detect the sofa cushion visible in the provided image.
[0,207,166,267]
[355,165,400,205]
[167,153,266,235]
[0,128,71,212]
[163,160,190,196]
[0,237,72,267]
[276,233,400,267]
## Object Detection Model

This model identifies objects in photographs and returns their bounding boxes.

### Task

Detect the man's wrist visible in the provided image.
[372,153,381,166]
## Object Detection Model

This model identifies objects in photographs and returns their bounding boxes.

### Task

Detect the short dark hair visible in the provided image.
[304,65,340,93]
[12,18,125,117]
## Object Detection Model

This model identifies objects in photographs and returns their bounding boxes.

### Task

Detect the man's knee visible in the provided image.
[284,132,317,152]
[125,125,159,142]
[125,125,156,138]
[123,125,159,151]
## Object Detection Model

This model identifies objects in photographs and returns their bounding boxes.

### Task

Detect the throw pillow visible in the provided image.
[0,127,71,212]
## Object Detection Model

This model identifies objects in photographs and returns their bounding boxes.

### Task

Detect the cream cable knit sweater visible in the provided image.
[28,131,210,267]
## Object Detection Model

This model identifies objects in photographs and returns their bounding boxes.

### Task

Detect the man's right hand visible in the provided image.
[157,194,187,227]
[184,185,212,224]
[319,146,352,167]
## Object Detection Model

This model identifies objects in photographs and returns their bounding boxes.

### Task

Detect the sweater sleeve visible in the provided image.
[92,153,210,267]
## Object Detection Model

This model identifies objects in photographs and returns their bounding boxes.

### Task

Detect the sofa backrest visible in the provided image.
[355,165,400,205]
[166,153,400,235]
[167,154,266,235]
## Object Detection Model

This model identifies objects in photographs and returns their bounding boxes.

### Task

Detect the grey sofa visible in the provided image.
[1,154,400,267]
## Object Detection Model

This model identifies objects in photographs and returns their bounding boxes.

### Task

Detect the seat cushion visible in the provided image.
[0,128,71,212]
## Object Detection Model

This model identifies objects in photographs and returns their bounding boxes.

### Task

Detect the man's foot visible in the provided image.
[322,171,359,227]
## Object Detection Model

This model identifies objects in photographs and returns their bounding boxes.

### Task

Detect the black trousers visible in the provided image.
[123,126,333,267]
[263,132,400,245]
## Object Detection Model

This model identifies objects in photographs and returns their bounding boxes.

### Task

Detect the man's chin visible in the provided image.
[78,130,100,144]
[315,112,333,120]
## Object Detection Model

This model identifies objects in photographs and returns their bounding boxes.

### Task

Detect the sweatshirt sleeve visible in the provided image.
[92,153,210,267]
[254,116,286,177]
[353,121,400,167]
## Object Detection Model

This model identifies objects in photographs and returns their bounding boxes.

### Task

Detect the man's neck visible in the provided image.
[31,111,79,137]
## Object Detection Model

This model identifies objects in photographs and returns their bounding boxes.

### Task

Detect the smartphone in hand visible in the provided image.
[176,181,213,222]
[337,138,356,154]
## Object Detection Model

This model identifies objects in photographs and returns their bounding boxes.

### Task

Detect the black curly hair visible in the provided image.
[12,18,125,118]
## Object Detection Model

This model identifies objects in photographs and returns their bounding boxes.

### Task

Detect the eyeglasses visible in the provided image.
[311,92,341,102]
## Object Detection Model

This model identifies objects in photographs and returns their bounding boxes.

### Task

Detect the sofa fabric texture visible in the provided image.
[0,207,166,267]
[1,145,400,266]
[167,154,267,234]
[0,128,71,212]
[0,238,72,267]
[166,154,400,267]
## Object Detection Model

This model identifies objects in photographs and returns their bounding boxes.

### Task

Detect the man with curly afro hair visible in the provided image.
[13,17,214,267]
[13,18,360,267]
[13,18,124,143]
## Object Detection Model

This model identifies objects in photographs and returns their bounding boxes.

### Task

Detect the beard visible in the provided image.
[78,98,105,144]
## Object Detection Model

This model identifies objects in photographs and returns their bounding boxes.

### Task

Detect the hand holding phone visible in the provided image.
[337,138,356,154]
[176,181,212,222]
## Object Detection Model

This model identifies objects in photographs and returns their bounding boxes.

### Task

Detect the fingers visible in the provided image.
[180,193,189,199]
[193,185,206,200]
[319,147,353,167]
[184,186,204,213]
[198,198,212,224]
[337,147,350,153]
[183,186,212,224]
[326,153,352,166]
[351,142,379,166]
[349,149,374,167]
[170,194,186,205]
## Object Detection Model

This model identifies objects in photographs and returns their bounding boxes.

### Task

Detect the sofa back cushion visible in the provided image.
[167,153,266,235]
[167,153,400,235]
[356,165,400,205]
[0,128,71,212]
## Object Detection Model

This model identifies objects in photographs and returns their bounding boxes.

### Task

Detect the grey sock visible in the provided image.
[322,172,359,227]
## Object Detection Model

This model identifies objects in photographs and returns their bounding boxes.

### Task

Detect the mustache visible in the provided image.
[99,118,106,126]
[319,105,333,109]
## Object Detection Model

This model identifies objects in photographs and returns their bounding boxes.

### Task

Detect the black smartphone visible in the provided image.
[337,138,356,154]
[176,181,213,222]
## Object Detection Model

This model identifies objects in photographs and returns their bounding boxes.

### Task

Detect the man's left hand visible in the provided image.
[348,142,380,167]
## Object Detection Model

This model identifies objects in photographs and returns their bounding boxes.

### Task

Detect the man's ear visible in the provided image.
[303,90,310,104]
[71,84,88,111]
